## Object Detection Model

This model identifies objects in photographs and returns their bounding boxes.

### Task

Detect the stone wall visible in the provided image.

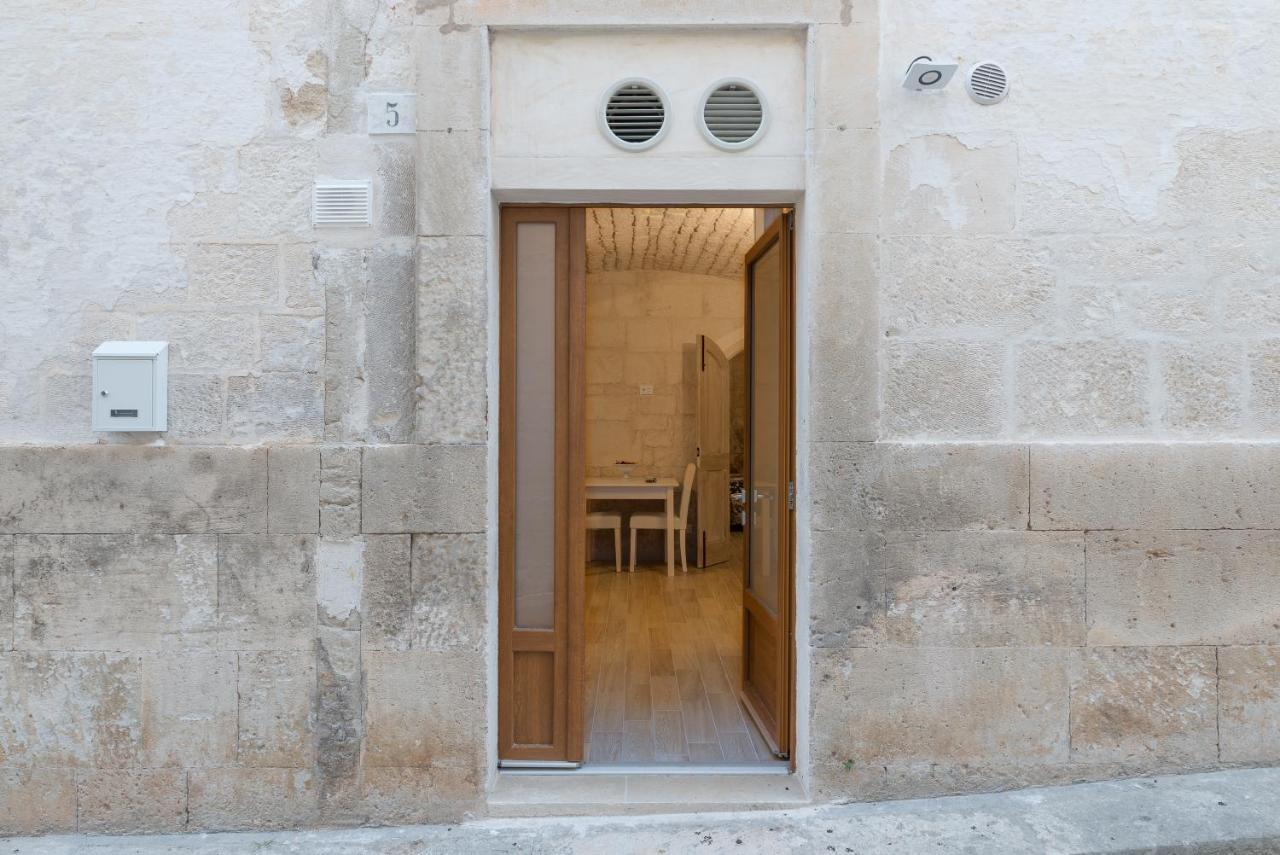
[585,269,742,482]
[0,445,486,834]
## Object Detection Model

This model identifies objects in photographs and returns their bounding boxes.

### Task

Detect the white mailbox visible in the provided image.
[92,341,168,432]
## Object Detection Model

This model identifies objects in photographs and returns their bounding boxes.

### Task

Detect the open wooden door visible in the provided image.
[739,211,794,759]
[696,334,732,568]
[498,207,586,765]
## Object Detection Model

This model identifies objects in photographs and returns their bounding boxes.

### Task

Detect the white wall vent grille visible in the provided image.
[312,179,372,227]
[965,62,1009,105]
[699,79,768,151]
[599,78,669,151]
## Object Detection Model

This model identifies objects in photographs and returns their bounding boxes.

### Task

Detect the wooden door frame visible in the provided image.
[497,207,586,764]
[738,211,796,762]
[497,202,796,768]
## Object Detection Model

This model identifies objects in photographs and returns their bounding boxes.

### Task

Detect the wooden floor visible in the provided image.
[584,533,775,764]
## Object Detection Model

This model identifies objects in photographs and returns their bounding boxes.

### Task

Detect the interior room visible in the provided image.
[581,206,777,765]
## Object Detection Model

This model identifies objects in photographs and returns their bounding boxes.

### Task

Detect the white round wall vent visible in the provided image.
[699,79,768,150]
[599,79,669,151]
[965,62,1009,105]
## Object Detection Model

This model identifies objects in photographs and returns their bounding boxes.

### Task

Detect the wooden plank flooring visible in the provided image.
[584,534,775,764]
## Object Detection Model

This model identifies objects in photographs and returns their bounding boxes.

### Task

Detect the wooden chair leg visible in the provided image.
[613,526,621,574]
[629,528,637,573]
[678,527,687,574]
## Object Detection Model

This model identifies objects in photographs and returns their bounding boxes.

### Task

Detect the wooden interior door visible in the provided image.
[498,207,586,764]
[696,334,732,568]
[739,212,795,759]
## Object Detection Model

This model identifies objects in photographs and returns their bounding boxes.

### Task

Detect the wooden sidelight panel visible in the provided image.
[696,333,732,568]
[739,211,795,759]
[499,207,586,764]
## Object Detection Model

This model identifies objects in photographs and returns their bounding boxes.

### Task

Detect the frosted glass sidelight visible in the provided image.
[747,241,781,616]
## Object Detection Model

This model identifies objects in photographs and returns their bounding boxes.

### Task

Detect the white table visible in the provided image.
[585,477,679,577]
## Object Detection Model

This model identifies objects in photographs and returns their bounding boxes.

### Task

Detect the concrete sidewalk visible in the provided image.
[8,768,1280,854]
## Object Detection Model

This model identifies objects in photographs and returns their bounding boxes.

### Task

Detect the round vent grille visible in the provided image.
[699,79,768,150]
[599,78,669,151]
[965,62,1009,105]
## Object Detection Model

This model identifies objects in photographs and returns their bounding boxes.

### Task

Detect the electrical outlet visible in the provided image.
[638,384,654,396]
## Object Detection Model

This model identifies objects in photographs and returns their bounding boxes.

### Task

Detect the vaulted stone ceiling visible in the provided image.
[585,207,757,278]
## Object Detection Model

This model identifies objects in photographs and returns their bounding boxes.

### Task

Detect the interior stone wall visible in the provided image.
[585,268,742,482]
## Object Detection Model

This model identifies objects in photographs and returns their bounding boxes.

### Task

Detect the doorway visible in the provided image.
[497,205,795,769]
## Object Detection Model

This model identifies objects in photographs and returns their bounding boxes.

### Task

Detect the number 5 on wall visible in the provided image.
[366,92,416,134]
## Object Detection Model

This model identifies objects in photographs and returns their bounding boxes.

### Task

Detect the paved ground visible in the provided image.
[8,768,1280,854]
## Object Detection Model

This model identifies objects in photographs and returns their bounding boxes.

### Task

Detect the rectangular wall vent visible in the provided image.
[312,179,372,227]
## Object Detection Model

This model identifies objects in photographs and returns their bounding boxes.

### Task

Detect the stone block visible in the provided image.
[317,538,363,629]
[1164,131,1280,230]
[315,627,362,804]
[1219,645,1280,763]
[321,446,362,536]
[268,446,320,534]
[236,143,318,240]
[882,341,1004,439]
[0,537,11,652]
[809,442,1029,532]
[0,652,141,768]
[811,648,1069,768]
[416,130,487,237]
[140,652,236,767]
[416,236,488,444]
[0,767,76,835]
[136,312,258,370]
[226,372,323,440]
[1068,646,1217,765]
[1250,340,1280,432]
[809,233,877,442]
[361,765,481,825]
[808,128,878,234]
[14,535,218,651]
[810,529,884,649]
[365,246,417,443]
[0,446,267,534]
[362,535,412,651]
[1159,341,1246,435]
[188,767,317,831]
[1086,531,1280,646]
[883,136,1018,235]
[76,769,187,833]
[218,535,316,650]
[411,533,486,651]
[415,28,487,131]
[361,445,486,534]
[881,237,1054,337]
[812,23,877,131]
[1032,444,1280,530]
[237,651,314,767]
[261,314,324,372]
[1014,340,1148,436]
[364,650,483,768]
[882,532,1086,648]
[282,242,322,310]
[188,243,279,305]
[168,374,226,439]
[378,143,417,238]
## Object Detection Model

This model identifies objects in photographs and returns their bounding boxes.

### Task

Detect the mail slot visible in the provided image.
[92,342,168,432]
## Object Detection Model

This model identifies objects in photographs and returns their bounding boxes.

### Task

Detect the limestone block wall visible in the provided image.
[0,445,486,834]
[0,0,419,444]
[585,269,743,481]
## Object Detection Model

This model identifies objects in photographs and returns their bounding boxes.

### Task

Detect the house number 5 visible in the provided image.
[367,93,415,135]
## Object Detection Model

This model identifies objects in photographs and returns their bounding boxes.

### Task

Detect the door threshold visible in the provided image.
[503,761,790,775]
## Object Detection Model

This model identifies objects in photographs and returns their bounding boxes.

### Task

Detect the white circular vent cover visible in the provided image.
[965,62,1009,105]
[599,78,669,151]
[699,79,768,151]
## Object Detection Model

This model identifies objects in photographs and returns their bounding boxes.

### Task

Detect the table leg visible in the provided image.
[665,488,674,577]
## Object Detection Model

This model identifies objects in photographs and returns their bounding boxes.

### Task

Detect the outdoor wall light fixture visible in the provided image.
[902,56,959,91]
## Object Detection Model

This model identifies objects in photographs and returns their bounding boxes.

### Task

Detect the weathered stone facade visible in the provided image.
[1,0,1278,837]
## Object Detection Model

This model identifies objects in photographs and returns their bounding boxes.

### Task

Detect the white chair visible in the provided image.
[630,462,697,574]
[587,512,624,573]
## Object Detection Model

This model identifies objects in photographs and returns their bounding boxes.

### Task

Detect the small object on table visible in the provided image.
[644,476,657,483]
[614,459,638,479]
